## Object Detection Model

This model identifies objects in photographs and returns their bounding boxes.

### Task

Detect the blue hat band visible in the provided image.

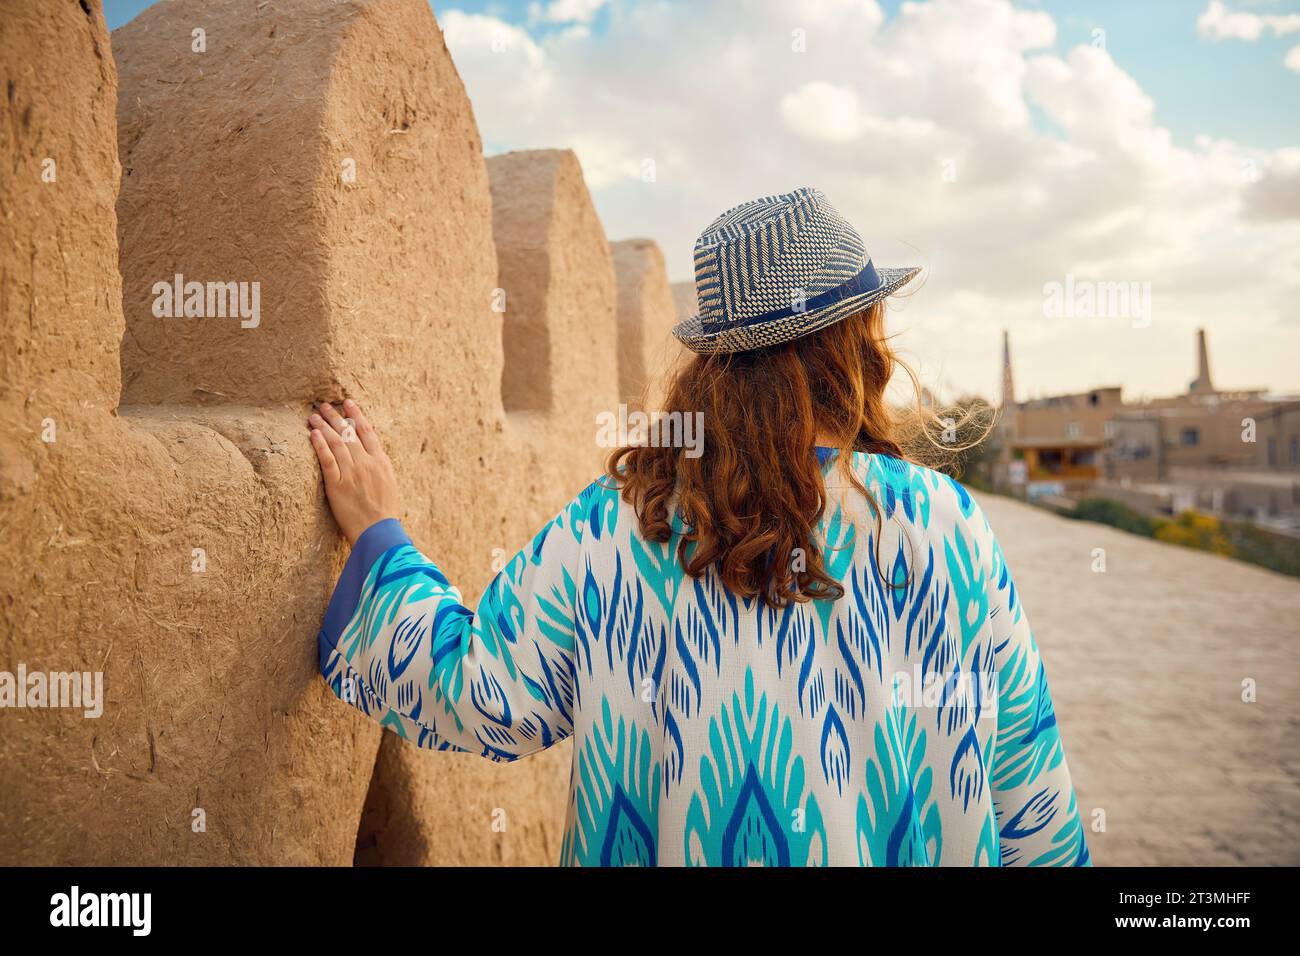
[699,260,882,334]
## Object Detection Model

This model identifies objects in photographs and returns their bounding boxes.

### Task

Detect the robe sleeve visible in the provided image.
[316,482,595,762]
[984,529,1093,867]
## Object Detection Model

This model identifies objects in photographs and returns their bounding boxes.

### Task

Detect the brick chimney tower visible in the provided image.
[1189,327,1215,394]
[1001,329,1016,407]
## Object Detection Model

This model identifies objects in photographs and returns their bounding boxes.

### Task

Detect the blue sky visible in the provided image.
[1032,0,1300,150]
[450,0,1300,148]
[103,0,1300,149]
[100,0,1300,399]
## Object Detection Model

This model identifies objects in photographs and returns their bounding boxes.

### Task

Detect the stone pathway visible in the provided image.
[978,493,1300,866]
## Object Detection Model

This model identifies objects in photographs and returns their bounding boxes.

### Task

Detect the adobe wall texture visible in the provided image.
[613,239,685,409]
[0,0,679,865]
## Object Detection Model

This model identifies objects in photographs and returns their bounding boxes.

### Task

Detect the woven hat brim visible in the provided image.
[672,266,921,355]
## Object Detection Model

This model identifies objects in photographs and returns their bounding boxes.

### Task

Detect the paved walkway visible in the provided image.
[978,493,1299,866]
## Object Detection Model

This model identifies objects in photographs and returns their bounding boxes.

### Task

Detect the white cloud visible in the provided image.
[779,82,940,144]
[1197,1,1300,41]
[1242,148,1300,221]
[439,0,1300,401]
[440,12,554,115]
[779,82,865,143]
[1197,1,1300,75]
[536,0,610,26]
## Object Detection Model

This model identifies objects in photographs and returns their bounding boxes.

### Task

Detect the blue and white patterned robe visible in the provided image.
[318,448,1091,866]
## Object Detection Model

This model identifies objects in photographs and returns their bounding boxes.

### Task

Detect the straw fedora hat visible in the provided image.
[672,186,920,354]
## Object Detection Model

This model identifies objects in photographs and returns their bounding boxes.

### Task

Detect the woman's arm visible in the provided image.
[308,401,586,760]
[981,522,1092,867]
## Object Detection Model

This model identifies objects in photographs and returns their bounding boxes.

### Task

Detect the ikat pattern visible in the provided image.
[318,450,1090,866]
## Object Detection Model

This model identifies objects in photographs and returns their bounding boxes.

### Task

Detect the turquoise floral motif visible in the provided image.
[629,526,680,619]
[864,453,939,528]
[563,696,660,866]
[943,522,989,662]
[684,668,828,866]
[856,703,943,865]
[811,500,857,639]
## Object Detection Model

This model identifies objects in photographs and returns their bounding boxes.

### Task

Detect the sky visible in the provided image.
[103,0,1300,403]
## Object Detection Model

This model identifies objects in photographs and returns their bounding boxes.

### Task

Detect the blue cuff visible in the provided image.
[318,518,412,653]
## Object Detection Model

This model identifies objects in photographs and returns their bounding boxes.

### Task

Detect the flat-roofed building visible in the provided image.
[996,329,1297,523]
[1012,387,1124,495]
[1256,401,1300,472]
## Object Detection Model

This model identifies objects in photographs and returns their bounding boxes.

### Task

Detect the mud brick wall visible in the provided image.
[670,280,699,324]
[0,0,679,865]
[613,238,684,409]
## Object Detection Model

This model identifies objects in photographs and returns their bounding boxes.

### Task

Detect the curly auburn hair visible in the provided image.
[604,300,986,610]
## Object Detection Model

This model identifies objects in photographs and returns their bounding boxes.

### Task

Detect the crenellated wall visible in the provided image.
[613,238,685,410]
[0,0,679,866]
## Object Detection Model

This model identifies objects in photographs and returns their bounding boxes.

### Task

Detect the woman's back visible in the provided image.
[318,447,1090,866]
[312,185,1089,866]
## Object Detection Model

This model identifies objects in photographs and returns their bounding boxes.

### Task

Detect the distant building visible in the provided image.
[997,332,1123,498]
[1103,328,1268,479]
[1256,401,1300,472]
[1015,386,1124,494]
[1106,393,1270,481]
[996,328,1300,532]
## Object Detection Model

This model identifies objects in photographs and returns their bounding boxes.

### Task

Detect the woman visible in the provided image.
[308,186,1090,867]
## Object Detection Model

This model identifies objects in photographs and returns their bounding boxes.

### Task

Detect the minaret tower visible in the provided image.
[995,330,1020,492]
[1189,327,1215,395]
[1001,329,1016,407]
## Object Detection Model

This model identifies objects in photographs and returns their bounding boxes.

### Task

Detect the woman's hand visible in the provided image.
[307,399,401,545]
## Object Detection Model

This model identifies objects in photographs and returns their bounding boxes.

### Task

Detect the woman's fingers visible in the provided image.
[342,399,384,456]
[305,399,400,543]
[316,402,358,445]
[307,399,382,475]
[310,407,355,470]
[309,428,340,485]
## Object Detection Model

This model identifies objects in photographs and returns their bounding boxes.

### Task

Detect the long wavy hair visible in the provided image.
[604,300,989,610]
